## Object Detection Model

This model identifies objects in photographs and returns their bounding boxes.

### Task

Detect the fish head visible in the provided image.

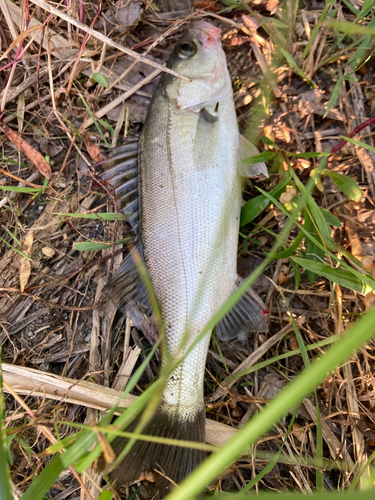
[165,21,232,111]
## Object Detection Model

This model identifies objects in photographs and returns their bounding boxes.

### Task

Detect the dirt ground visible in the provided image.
[1,0,375,498]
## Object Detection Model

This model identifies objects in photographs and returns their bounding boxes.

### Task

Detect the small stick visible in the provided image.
[0,167,42,188]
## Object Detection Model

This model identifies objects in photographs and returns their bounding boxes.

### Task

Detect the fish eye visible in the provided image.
[177,41,197,58]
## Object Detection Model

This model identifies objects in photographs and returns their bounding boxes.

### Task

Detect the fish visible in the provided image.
[95,20,268,497]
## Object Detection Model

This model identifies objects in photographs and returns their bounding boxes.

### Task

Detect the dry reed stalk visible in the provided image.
[3,363,237,447]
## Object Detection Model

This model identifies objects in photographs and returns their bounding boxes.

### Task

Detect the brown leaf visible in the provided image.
[241,14,261,30]
[19,232,34,293]
[345,219,362,259]
[193,0,222,12]
[84,133,103,163]
[0,123,51,179]
[97,432,116,464]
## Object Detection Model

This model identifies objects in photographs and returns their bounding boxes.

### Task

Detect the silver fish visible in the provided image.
[96,20,268,496]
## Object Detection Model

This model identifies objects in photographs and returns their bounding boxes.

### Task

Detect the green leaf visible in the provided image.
[74,238,132,251]
[293,172,335,280]
[341,135,375,155]
[303,211,325,284]
[270,231,304,259]
[323,170,362,202]
[261,136,278,148]
[263,17,288,29]
[293,172,333,246]
[348,21,375,69]
[320,207,342,227]
[286,152,330,158]
[19,432,96,500]
[279,47,317,88]
[292,257,373,293]
[325,19,375,36]
[241,151,275,164]
[92,72,109,88]
[0,342,13,500]
[98,120,115,136]
[0,186,40,193]
[240,173,292,226]
[323,76,344,118]
[97,490,114,500]
[56,212,128,221]
[80,96,111,148]
[290,258,301,291]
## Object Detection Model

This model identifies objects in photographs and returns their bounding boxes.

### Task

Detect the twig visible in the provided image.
[0,167,42,188]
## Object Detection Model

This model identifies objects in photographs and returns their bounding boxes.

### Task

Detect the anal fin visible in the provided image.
[104,243,152,332]
[216,277,268,341]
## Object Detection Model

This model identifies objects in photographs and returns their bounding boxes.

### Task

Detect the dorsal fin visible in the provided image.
[93,137,139,233]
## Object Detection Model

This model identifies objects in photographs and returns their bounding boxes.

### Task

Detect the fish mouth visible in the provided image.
[190,20,221,50]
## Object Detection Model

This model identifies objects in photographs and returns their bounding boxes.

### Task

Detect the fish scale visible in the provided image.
[96,20,269,498]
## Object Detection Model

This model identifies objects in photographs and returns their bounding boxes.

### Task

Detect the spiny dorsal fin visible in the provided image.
[93,137,139,233]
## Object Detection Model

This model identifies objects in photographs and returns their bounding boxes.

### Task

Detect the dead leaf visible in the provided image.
[345,219,362,259]
[97,432,116,464]
[241,14,261,30]
[84,133,103,163]
[193,0,222,11]
[19,232,34,293]
[0,123,51,179]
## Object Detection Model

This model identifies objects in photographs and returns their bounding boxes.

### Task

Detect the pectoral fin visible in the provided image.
[237,134,268,178]
[216,277,268,341]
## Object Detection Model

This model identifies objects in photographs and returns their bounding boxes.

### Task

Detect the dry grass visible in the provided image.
[1,0,375,497]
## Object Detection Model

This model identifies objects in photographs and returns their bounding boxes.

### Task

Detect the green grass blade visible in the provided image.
[0,186,40,193]
[341,136,375,155]
[257,187,375,290]
[0,341,13,500]
[0,237,32,260]
[223,490,375,499]
[56,212,128,221]
[73,238,132,251]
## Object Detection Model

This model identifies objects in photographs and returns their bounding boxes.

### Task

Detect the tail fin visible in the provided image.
[108,408,206,497]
